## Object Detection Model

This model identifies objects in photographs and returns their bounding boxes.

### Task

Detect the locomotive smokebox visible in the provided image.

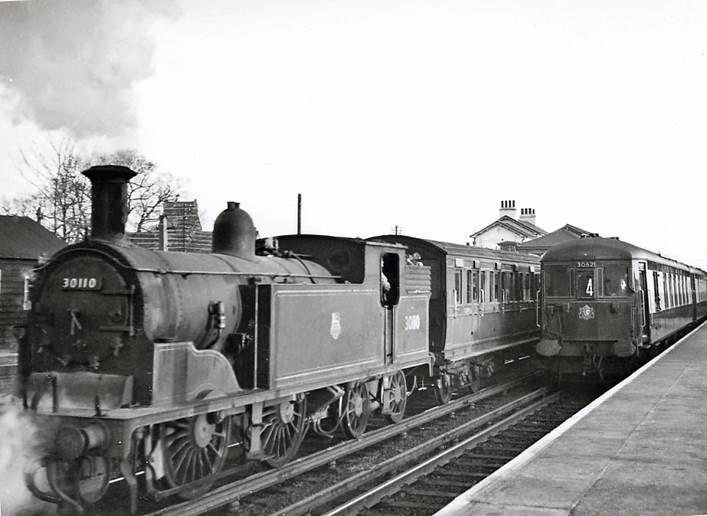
[212,201,257,259]
[82,165,137,242]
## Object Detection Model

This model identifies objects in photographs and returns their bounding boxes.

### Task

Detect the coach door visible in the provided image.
[690,274,697,320]
[638,262,650,343]
[381,253,400,365]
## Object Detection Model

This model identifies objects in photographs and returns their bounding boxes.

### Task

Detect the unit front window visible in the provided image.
[544,266,570,297]
[602,264,631,297]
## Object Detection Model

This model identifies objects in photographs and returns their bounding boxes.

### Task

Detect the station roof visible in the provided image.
[469,215,548,240]
[0,216,65,260]
[517,224,594,252]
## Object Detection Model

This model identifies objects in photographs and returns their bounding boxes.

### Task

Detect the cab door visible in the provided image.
[381,253,400,365]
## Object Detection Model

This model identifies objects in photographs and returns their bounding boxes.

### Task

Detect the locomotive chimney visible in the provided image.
[212,201,257,260]
[82,165,137,242]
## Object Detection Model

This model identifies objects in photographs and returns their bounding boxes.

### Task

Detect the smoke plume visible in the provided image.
[0,0,176,138]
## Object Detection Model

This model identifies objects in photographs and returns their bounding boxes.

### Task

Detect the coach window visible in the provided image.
[471,271,479,303]
[516,272,524,301]
[493,272,499,302]
[602,264,631,297]
[466,270,473,303]
[545,266,570,297]
[525,273,531,300]
[653,271,662,311]
[663,272,673,308]
[454,269,463,305]
[381,253,400,307]
[480,271,487,303]
[500,271,511,303]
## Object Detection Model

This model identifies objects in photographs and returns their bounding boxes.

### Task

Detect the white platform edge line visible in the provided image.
[435,319,707,515]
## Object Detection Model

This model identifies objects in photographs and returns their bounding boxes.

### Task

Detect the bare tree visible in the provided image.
[7,139,182,242]
[12,138,90,242]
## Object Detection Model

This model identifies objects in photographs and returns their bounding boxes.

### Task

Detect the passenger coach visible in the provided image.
[372,236,540,402]
[536,236,707,378]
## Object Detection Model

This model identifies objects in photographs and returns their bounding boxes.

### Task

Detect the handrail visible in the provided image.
[535,289,541,328]
[638,289,646,328]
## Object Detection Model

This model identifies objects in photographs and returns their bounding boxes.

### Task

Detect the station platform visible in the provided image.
[436,321,707,516]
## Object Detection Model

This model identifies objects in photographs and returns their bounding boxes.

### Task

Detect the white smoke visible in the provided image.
[0,0,177,139]
[0,396,52,515]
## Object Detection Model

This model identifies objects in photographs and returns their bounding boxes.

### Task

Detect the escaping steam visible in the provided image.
[0,396,51,515]
[0,0,176,138]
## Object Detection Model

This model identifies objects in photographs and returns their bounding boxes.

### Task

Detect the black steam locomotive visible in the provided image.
[21,165,541,514]
[536,236,707,378]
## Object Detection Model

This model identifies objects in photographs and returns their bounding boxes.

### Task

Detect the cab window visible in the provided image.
[381,253,400,307]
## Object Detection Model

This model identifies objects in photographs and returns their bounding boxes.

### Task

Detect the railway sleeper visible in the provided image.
[402,488,461,499]
[378,498,447,510]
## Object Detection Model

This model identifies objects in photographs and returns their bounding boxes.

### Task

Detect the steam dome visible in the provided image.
[212,202,257,259]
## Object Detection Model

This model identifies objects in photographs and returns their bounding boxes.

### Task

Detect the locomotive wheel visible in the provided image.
[342,382,370,438]
[384,371,408,424]
[160,412,231,499]
[434,374,453,405]
[263,397,307,468]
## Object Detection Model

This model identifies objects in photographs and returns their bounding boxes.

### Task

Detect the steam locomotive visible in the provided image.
[21,165,541,514]
[536,236,707,378]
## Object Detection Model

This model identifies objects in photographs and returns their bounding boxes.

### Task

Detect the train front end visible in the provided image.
[536,237,639,378]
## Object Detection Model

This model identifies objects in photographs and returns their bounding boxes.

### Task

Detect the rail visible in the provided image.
[275,387,554,516]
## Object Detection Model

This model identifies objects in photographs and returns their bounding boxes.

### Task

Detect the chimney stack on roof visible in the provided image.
[519,207,537,226]
[499,200,517,219]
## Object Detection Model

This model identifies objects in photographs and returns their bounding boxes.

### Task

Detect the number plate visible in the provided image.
[61,277,102,290]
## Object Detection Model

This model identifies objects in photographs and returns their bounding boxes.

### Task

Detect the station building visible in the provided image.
[0,216,65,393]
[128,200,212,252]
[470,200,594,255]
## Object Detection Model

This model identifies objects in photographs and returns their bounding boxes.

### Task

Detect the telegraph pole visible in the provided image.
[297,193,302,235]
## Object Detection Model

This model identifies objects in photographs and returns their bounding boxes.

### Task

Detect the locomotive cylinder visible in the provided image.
[55,423,109,461]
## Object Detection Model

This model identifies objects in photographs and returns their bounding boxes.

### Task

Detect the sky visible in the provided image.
[1,0,707,267]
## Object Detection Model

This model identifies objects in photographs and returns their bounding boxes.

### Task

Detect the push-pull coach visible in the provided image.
[536,236,707,378]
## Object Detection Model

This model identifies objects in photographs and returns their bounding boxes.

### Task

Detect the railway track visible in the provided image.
[319,389,596,515]
[131,374,548,516]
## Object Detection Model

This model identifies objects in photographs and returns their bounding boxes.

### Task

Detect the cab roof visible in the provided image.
[543,236,700,273]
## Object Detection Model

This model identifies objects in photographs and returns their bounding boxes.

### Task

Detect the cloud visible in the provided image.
[0,0,177,139]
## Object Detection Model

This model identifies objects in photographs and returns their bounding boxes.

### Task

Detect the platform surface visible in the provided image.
[436,321,707,516]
